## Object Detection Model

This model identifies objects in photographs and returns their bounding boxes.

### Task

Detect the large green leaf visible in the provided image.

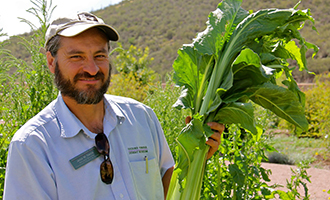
[229,163,245,187]
[169,114,213,200]
[247,82,308,130]
[221,48,272,103]
[174,116,207,179]
[230,8,312,51]
[172,45,213,111]
[214,102,257,134]
[193,0,249,56]
[196,6,317,116]
[195,0,248,115]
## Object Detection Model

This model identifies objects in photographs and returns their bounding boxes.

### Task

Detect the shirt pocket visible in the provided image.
[129,158,164,200]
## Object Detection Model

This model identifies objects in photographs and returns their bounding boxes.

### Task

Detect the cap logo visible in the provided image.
[78,13,98,22]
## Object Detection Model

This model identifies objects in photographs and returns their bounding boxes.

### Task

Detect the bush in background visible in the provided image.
[108,43,156,102]
[107,71,152,102]
[111,43,155,85]
[278,72,330,139]
[304,73,330,138]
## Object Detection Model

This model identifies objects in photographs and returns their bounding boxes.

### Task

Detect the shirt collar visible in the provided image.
[103,96,126,135]
[54,93,126,139]
[104,95,125,125]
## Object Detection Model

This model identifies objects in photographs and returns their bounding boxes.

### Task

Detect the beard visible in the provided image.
[54,62,111,104]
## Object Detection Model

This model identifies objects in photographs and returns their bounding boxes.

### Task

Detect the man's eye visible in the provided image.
[71,55,81,59]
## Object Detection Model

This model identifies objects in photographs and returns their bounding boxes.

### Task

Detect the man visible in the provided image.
[4,12,223,200]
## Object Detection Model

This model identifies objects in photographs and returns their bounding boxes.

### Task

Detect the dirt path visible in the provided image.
[262,163,330,200]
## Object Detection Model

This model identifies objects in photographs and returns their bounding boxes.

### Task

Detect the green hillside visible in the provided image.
[3,0,330,81]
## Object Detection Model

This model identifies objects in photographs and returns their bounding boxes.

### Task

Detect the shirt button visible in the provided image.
[120,194,124,199]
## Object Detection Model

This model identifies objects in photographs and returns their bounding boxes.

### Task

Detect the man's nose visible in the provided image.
[83,58,99,76]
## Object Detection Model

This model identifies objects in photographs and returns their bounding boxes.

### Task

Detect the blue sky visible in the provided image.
[0,0,122,41]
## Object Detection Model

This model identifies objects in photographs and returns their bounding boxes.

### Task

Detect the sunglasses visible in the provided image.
[95,132,114,184]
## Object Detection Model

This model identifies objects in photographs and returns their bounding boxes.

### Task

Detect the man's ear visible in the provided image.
[46,51,56,74]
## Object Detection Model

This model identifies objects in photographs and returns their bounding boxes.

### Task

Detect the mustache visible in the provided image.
[73,71,105,82]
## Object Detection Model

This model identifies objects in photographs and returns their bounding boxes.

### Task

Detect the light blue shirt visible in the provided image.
[4,94,174,200]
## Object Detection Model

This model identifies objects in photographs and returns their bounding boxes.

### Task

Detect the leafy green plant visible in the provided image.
[202,125,277,199]
[0,29,26,199]
[274,162,311,200]
[0,28,11,199]
[143,74,188,160]
[278,72,330,138]
[111,43,155,85]
[107,71,152,102]
[145,75,317,199]
[108,43,156,102]
[167,0,318,199]
[0,0,57,198]
[303,73,330,138]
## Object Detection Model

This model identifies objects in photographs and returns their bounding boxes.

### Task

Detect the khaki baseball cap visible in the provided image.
[45,12,119,46]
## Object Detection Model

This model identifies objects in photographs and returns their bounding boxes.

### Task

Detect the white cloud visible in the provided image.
[0,0,121,41]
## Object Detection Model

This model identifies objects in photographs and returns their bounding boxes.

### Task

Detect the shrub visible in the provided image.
[108,43,157,102]
[107,71,152,102]
[277,72,330,138]
[303,72,330,138]
[202,125,277,199]
[111,43,155,85]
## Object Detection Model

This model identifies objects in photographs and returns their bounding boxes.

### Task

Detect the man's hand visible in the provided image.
[185,116,224,159]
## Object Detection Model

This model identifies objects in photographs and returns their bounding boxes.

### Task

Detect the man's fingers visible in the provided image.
[207,122,225,134]
[208,131,221,144]
[206,135,220,147]
[206,122,224,160]
[206,136,220,160]
[184,117,224,159]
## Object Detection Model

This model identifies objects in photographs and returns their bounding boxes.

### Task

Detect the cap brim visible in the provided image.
[58,23,119,41]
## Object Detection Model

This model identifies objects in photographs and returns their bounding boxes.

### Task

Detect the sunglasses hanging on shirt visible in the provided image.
[95,132,114,184]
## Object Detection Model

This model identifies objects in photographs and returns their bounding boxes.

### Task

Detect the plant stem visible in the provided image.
[181,145,209,200]
[195,55,214,114]
[199,57,220,116]
[216,153,223,200]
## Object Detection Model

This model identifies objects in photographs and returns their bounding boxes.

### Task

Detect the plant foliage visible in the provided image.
[108,43,156,102]
[0,0,57,198]
[303,73,330,138]
[111,43,155,85]
[167,0,318,199]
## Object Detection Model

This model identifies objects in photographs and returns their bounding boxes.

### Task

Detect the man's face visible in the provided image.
[50,28,111,104]
[54,61,111,104]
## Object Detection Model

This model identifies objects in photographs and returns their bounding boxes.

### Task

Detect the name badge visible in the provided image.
[70,146,101,170]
